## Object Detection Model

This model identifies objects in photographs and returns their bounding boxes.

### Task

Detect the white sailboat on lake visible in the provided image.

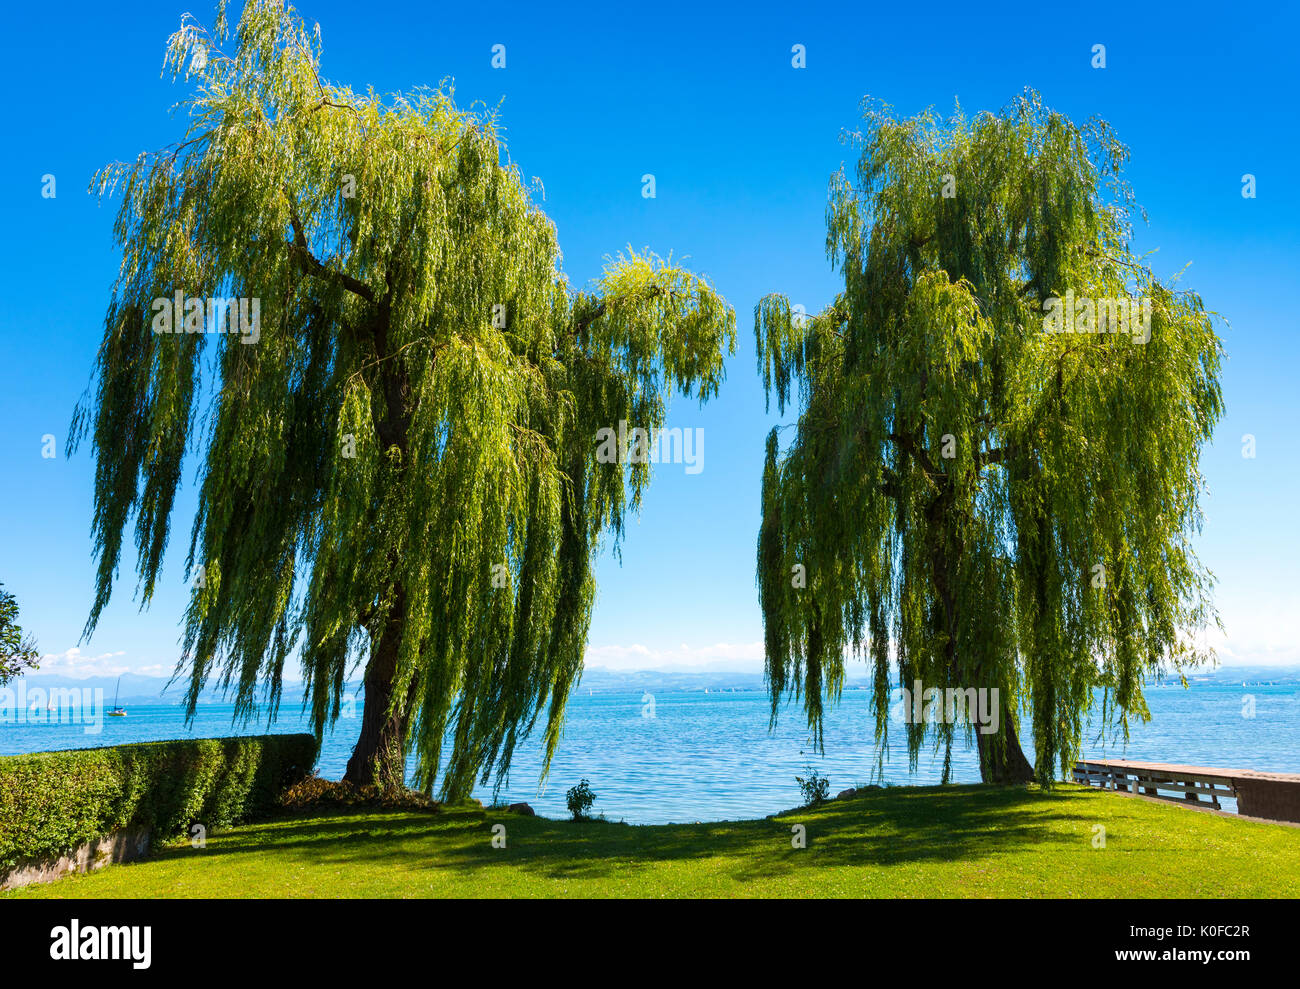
[107,676,127,717]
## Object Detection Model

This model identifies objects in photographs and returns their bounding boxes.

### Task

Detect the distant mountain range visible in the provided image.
[12,669,779,705]
[6,672,212,706]
[10,663,1299,706]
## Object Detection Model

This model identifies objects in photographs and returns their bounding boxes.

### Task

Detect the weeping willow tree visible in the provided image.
[71,0,735,795]
[756,93,1223,784]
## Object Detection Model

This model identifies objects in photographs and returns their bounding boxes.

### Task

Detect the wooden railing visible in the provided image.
[1073,758,1300,824]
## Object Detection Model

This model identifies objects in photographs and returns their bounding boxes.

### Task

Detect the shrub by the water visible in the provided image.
[566,779,596,820]
[0,734,317,870]
[795,767,831,807]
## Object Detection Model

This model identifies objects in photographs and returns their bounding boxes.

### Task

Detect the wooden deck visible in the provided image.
[1073,758,1300,824]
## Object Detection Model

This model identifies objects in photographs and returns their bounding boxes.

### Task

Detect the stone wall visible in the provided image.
[0,827,151,891]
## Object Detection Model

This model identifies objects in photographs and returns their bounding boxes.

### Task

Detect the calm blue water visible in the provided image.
[3,677,1297,824]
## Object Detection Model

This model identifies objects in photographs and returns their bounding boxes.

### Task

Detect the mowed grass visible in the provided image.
[9,783,1299,898]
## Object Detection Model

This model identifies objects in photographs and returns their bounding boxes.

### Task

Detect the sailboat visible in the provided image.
[107,676,128,717]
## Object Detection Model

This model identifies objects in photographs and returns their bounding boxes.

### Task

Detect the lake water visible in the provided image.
[3,675,1297,824]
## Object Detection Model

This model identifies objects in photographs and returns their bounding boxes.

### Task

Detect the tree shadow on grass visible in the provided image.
[141,808,482,865]
[148,785,1099,888]
[448,785,1092,885]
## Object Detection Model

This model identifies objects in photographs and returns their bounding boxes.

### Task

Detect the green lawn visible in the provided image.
[9,783,1298,898]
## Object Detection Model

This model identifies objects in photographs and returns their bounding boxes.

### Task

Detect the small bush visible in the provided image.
[565,779,596,820]
[795,767,830,807]
[0,734,317,871]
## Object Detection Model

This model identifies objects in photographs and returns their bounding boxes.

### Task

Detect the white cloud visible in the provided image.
[35,647,131,678]
[585,625,1300,675]
[1200,623,1300,668]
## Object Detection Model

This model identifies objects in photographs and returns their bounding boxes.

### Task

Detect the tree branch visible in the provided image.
[287,207,375,302]
[888,430,938,478]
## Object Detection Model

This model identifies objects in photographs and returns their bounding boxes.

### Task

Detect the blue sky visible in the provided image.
[1,0,1297,680]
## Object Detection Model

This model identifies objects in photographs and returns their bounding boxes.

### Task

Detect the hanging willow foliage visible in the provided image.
[756,93,1224,784]
[71,0,735,797]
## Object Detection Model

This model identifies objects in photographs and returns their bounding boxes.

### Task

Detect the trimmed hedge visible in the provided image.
[0,734,318,871]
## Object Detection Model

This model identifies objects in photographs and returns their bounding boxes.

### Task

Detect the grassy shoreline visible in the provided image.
[9,783,1298,898]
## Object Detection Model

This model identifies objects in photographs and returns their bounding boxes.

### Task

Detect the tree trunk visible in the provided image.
[344,304,416,790]
[976,698,1036,784]
[927,489,1036,786]
[343,589,414,790]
